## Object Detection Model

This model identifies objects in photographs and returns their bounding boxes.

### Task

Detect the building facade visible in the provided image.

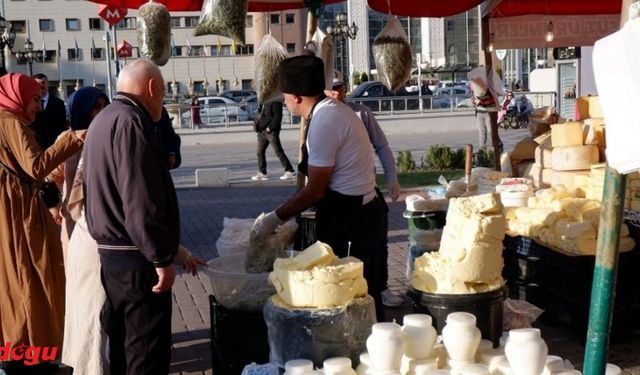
[2,0,308,99]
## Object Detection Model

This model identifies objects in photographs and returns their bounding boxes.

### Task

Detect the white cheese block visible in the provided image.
[564,221,596,239]
[551,170,591,192]
[506,219,542,237]
[535,145,553,169]
[551,145,599,171]
[551,122,584,148]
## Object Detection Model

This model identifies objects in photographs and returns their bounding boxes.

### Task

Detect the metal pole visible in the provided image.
[583,1,631,372]
[27,60,32,76]
[112,25,120,78]
[104,31,113,99]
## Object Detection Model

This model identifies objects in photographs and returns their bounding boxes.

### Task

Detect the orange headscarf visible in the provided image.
[0,73,42,123]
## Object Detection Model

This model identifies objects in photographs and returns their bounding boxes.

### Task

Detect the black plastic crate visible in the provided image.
[209,295,270,375]
[503,235,548,259]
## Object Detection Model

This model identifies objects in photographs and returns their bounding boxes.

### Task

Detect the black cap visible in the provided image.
[278,55,325,97]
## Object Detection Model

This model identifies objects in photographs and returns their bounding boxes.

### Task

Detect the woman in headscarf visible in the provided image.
[0,73,85,372]
[48,87,109,254]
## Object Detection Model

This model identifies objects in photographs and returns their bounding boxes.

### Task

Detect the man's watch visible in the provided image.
[153,254,174,268]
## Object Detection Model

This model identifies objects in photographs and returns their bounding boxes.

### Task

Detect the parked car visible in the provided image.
[181,96,250,124]
[348,81,431,111]
[218,90,257,103]
[431,86,472,109]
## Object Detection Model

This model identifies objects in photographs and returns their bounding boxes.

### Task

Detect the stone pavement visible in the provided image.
[169,184,640,375]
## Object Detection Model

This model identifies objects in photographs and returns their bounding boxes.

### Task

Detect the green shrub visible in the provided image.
[474,148,496,168]
[396,151,416,173]
[423,145,465,170]
[360,72,369,83]
[352,71,361,86]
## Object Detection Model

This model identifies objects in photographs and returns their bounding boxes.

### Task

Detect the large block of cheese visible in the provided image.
[551,122,584,147]
[523,164,553,189]
[551,145,599,171]
[269,244,368,308]
[535,145,553,169]
[412,193,506,294]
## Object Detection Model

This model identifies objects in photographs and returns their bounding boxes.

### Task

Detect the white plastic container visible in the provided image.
[459,363,490,375]
[606,364,622,375]
[285,359,315,375]
[323,357,356,375]
[441,312,481,362]
[504,328,547,375]
[356,353,371,375]
[402,314,437,359]
[366,322,405,371]
[400,356,437,375]
[542,355,564,375]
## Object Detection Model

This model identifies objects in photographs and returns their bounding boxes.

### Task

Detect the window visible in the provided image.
[270,14,280,24]
[185,16,199,28]
[173,46,183,57]
[91,47,104,60]
[237,44,254,55]
[89,18,102,30]
[67,48,80,61]
[39,19,54,32]
[42,50,54,62]
[286,43,295,53]
[11,21,26,34]
[66,18,80,31]
[446,20,454,31]
[285,14,294,24]
[116,17,136,29]
[241,79,253,90]
[191,46,203,56]
[246,15,253,27]
[170,17,181,28]
[167,82,179,95]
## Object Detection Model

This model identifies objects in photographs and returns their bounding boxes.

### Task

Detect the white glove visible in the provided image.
[250,211,284,242]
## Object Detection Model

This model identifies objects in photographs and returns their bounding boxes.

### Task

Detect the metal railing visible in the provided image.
[164,91,558,128]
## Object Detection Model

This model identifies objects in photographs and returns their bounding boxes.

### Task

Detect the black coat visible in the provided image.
[256,101,283,133]
[32,95,68,149]
[154,107,182,169]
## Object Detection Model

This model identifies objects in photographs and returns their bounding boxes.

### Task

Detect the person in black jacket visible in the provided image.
[31,73,68,149]
[251,100,296,181]
[154,106,182,169]
[83,59,178,375]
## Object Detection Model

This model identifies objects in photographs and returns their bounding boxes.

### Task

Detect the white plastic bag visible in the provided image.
[136,1,171,66]
[246,216,297,273]
[502,298,544,330]
[372,17,412,92]
[193,0,248,45]
[310,28,335,90]
[215,217,254,257]
[254,34,289,104]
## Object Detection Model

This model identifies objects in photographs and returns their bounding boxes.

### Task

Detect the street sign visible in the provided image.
[98,5,127,26]
[117,40,132,58]
[495,49,507,61]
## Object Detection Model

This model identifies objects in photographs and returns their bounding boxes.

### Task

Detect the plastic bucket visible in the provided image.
[408,286,507,347]
[403,210,446,242]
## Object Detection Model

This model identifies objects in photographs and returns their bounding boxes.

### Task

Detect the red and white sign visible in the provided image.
[98,5,127,26]
[117,40,133,58]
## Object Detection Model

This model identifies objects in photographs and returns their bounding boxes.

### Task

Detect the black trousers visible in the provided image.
[256,130,294,175]
[316,190,387,321]
[101,267,172,375]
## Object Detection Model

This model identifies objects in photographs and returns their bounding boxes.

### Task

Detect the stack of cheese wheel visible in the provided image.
[549,122,599,192]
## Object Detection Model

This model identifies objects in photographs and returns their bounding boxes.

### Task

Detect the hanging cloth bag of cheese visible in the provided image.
[372,17,413,92]
[310,28,335,91]
[137,1,172,66]
[254,34,289,105]
[194,0,248,46]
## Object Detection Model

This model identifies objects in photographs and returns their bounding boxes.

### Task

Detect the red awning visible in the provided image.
[366,0,484,17]
[490,0,622,18]
[87,0,343,12]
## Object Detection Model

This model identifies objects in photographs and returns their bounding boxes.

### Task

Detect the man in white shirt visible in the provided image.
[252,56,388,320]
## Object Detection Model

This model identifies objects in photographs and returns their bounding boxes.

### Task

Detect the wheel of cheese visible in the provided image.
[551,122,584,147]
[551,170,591,192]
[551,145,599,171]
[534,145,553,169]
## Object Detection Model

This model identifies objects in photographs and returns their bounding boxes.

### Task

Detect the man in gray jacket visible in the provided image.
[83,59,178,375]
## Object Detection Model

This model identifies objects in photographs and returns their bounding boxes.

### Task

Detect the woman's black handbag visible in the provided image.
[0,161,61,208]
[39,181,62,208]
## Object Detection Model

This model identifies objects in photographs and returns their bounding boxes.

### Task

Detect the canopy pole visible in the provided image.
[583,2,632,372]
[481,15,501,171]
[297,10,319,190]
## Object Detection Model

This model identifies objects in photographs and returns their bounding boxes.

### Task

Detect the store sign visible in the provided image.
[495,49,507,61]
[98,5,127,26]
[490,14,618,49]
[117,40,133,58]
